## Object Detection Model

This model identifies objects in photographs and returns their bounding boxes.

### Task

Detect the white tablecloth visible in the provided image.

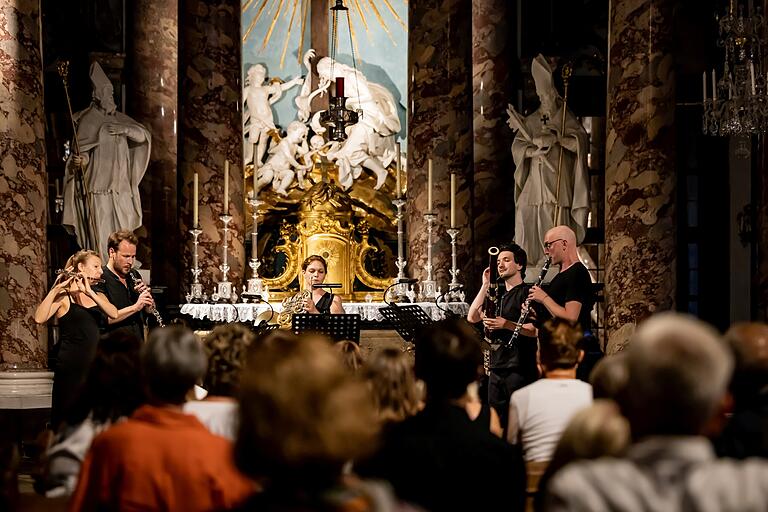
[180,301,469,323]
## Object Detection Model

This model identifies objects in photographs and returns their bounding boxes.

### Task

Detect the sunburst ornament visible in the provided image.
[242,0,407,69]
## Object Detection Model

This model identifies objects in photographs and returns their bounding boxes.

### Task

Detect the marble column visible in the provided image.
[128,0,180,301]
[179,0,244,298]
[407,0,473,294]
[471,0,516,294]
[0,0,49,369]
[604,0,676,353]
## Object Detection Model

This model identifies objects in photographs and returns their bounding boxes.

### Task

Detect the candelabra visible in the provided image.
[243,196,267,301]
[391,197,408,300]
[211,214,235,302]
[185,227,205,303]
[420,212,439,300]
[703,1,768,136]
[445,228,465,303]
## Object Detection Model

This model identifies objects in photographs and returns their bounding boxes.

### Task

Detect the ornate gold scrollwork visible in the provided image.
[261,220,301,291]
[353,220,392,290]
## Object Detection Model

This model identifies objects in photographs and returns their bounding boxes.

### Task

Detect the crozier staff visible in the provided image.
[301,255,344,314]
[34,250,118,427]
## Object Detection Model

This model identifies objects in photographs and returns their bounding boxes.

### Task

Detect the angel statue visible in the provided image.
[254,121,312,196]
[506,54,590,267]
[243,64,303,167]
[310,56,401,190]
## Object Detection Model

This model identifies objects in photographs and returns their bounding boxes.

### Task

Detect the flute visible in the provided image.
[55,269,105,284]
[505,257,551,348]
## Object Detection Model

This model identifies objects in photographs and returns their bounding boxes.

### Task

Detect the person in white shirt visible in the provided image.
[507,318,592,462]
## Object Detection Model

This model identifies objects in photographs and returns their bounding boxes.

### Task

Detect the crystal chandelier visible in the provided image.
[703,0,767,136]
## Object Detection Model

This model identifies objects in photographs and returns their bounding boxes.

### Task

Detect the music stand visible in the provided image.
[292,313,361,343]
[379,304,434,343]
[249,321,279,337]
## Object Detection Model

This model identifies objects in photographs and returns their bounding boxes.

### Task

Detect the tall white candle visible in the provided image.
[712,69,717,101]
[427,159,433,212]
[450,173,456,228]
[750,61,756,95]
[223,159,229,213]
[193,173,199,227]
[702,71,707,102]
[396,142,402,198]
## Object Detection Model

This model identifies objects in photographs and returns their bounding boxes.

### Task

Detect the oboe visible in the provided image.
[129,270,165,328]
[505,257,551,348]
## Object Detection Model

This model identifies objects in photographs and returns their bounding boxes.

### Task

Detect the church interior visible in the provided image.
[4,0,768,509]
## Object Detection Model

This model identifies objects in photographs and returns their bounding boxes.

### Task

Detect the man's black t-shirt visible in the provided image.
[488,283,537,374]
[93,265,144,341]
[543,262,594,333]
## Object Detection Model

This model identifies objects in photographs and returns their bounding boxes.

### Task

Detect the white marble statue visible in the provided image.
[506,54,590,267]
[62,62,151,259]
[293,50,330,123]
[311,56,401,190]
[254,121,312,196]
[243,64,303,167]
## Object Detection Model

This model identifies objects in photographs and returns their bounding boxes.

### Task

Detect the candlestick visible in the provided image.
[185,227,205,303]
[420,212,438,299]
[336,76,345,97]
[223,160,229,213]
[446,228,465,303]
[702,71,707,103]
[193,172,199,228]
[55,178,61,196]
[427,159,433,211]
[450,173,456,228]
[712,69,717,101]
[392,197,408,301]
[396,142,402,198]
[750,61,756,96]
[244,196,266,300]
[211,214,234,303]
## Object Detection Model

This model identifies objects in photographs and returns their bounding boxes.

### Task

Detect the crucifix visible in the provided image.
[540,112,550,125]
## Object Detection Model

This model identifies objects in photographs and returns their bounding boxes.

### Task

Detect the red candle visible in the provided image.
[335,77,345,97]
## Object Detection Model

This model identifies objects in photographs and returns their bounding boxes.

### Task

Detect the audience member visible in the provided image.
[364,348,422,423]
[544,313,768,511]
[714,322,768,459]
[184,323,255,439]
[41,332,144,497]
[233,335,406,511]
[588,351,628,400]
[508,319,593,462]
[335,340,365,375]
[69,326,253,511]
[358,319,525,511]
[535,399,629,511]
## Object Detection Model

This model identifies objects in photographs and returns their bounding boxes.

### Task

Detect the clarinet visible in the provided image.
[129,270,165,328]
[505,257,551,348]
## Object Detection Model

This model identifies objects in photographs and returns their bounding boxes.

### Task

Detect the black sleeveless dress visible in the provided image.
[314,292,334,314]
[51,297,103,426]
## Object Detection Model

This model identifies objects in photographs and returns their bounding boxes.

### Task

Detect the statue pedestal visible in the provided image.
[0,370,53,409]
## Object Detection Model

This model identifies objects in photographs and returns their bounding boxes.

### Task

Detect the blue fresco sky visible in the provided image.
[242,0,408,145]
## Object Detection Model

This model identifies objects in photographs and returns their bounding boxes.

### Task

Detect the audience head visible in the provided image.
[589,352,628,400]
[334,340,364,375]
[538,319,584,372]
[620,313,733,439]
[365,348,422,422]
[723,322,768,406]
[67,331,144,425]
[236,334,379,484]
[414,319,483,402]
[141,326,207,405]
[202,323,255,397]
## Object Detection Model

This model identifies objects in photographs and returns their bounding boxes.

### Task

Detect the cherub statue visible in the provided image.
[254,121,312,196]
[310,56,401,190]
[243,64,303,167]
